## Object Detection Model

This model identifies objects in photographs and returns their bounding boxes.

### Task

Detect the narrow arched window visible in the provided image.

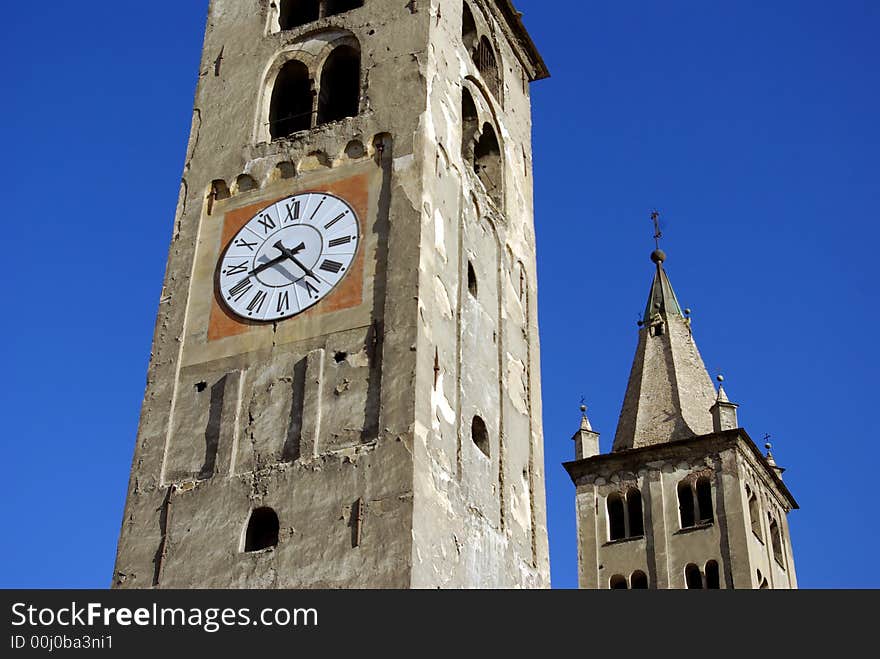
[474,36,500,100]
[270,60,313,139]
[245,507,280,552]
[769,516,785,567]
[474,123,502,205]
[462,3,477,52]
[631,571,649,589]
[279,0,320,30]
[747,487,763,541]
[461,88,478,160]
[326,0,363,17]
[678,480,695,529]
[685,564,703,589]
[610,574,628,590]
[607,493,626,541]
[705,560,720,589]
[467,261,478,297]
[626,488,644,537]
[696,476,714,524]
[471,415,489,458]
[318,45,361,125]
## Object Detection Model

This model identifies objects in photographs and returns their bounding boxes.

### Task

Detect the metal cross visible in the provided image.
[651,211,662,249]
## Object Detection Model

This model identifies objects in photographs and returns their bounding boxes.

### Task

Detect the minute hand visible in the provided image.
[274,241,321,283]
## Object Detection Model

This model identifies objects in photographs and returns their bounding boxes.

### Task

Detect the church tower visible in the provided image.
[565,239,799,589]
[113,1,550,588]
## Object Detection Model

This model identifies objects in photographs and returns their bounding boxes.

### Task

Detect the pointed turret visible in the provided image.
[573,405,601,460]
[710,375,740,432]
[612,249,717,451]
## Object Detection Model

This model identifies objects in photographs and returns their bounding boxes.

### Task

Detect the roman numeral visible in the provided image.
[257,214,276,233]
[328,236,352,248]
[320,259,344,274]
[224,261,249,276]
[284,201,300,223]
[247,290,268,314]
[276,291,290,314]
[234,238,258,251]
[324,212,347,230]
[304,281,320,298]
[228,278,253,301]
[310,197,327,220]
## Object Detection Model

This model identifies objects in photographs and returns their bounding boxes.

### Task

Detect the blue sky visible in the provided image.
[1,1,877,589]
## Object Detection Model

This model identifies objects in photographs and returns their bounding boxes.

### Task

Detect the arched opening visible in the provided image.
[467,261,478,297]
[685,564,703,589]
[235,174,257,193]
[318,45,360,125]
[461,88,478,160]
[474,123,501,205]
[626,488,644,537]
[631,570,649,589]
[326,0,363,16]
[462,3,477,52]
[678,480,695,529]
[769,516,785,567]
[747,487,763,540]
[270,60,313,139]
[279,0,320,31]
[705,560,720,589]
[607,493,626,541]
[696,476,714,524]
[610,574,628,590]
[244,507,280,552]
[474,36,500,100]
[471,415,489,458]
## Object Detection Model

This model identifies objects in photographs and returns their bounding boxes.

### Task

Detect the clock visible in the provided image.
[217,192,360,322]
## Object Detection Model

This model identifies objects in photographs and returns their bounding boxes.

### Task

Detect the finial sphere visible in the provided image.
[716,374,724,383]
[651,249,666,264]
[765,442,773,451]
[580,405,587,413]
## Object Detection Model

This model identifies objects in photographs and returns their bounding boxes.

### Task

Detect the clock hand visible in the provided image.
[273,241,321,283]
[249,242,306,276]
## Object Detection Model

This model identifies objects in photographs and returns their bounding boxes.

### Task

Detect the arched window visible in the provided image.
[610,574,628,590]
[270,60,313,139]
[695,476,714,524]
[235,174,257,193]
[607,493,626,541]
[769,516,785,567]
[462,3,477,52]
[471,415,489,458]
[279,0,320,30]
[474,123,502,205]
[631,570,649,589]
[685,564,703,589]
[757,569,769,589]
[678,480,696,529]
[474,36,500,100]
[318,45,361,125]
[626,488,644,537]
[461,88,478,160]
[705,560,720,589]
[326,0,364,16]
[244,507,280,552]
[467,261,478,297]
[747,486,763,541]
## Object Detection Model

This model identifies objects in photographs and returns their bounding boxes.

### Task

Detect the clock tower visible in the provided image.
[113,1,550,588]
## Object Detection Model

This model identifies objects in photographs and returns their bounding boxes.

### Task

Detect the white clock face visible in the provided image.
[217,192,360,322]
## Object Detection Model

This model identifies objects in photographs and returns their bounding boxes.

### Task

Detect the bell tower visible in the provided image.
[113,0,550,588]
[565,234,799,589]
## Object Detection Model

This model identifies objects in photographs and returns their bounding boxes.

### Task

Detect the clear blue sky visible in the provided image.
[1,1,877,589]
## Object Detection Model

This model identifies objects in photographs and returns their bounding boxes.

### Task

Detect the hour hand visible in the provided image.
[249,242,306,276]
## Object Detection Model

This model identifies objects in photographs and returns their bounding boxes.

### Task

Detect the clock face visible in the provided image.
[217,192,360,322]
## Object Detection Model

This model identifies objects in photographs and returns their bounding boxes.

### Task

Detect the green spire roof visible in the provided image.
[643,249,684,323]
